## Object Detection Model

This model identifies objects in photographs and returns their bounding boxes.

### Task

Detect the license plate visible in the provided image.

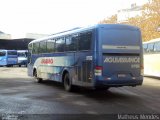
[118,74,126,78]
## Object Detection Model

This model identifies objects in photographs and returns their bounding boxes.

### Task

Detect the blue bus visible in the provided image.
[27,24,143,91]
[0,50,18,67]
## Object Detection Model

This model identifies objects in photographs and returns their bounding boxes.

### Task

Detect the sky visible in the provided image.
[0,0,148,38]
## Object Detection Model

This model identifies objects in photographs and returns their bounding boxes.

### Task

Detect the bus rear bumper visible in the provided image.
[94,77,143,88]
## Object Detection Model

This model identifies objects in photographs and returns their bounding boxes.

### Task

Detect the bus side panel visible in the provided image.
[0,56,7,66]
[7,55,18,65]
[27,64,34,77]
[48,53,76,82]
[73,51,94,87]
[27,54,39,77]
[6,50,18,66]
[30,53,76,82]
[0,50,18,66]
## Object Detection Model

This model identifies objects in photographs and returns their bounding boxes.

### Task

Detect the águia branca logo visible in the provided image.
[104,57,140,63]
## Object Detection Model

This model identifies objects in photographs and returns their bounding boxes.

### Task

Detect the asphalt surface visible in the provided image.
[0,67,160,119]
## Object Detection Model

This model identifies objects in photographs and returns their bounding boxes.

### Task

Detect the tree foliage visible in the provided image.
[99,15,117,24]
[100,0,160,41]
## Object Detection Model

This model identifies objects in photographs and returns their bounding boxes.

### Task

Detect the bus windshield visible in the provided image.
[8,51,17,56]
[0,51,6,56]
[18,52,27,57]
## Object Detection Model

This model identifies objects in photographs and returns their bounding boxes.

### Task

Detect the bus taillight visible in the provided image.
[95,66,102,76]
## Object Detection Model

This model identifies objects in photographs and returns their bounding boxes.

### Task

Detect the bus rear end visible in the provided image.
[94,24,143,88]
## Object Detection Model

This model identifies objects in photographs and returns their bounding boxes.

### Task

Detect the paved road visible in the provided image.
[0,67,160,116]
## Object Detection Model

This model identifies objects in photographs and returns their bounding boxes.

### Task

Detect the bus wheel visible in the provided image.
[63,73,72,92]
[33,70,42,83]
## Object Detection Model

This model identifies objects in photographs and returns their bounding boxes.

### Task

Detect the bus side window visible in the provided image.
[66,35,77,51]
[78,31,92,50]
[55,38,65,52]
[32,42,39,54]
[39,41,47,53]
[0,51,6,57]
[47,39,55,53]
[143,44,148,53]
[147,43,154,53]
[154,41,160,52]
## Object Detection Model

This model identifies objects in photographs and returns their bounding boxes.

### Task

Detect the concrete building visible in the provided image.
[117,3,143,23]
[0,38,33,50]
[0,32,48,50]
[0,31,11,39]
[26,33,49,39]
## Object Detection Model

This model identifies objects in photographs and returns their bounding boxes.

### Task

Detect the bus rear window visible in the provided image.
[102,29,140,46]
[0,51,6,56]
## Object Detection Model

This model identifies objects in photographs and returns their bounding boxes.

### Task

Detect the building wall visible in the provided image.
[117,9,142,23]
[0,38,33,50]
[117,3,143,23]
[26,33,49,39]
[0,32,11,39]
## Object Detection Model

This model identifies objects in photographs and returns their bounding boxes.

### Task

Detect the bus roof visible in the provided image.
[29,24,140,44]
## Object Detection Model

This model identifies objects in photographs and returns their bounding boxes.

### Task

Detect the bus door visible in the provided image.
[66,33,92,85]
[76,52,92,84]
[75,31,93,86]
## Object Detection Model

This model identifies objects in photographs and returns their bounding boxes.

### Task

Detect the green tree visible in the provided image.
[100,0,160,41]
[126,0,160,41]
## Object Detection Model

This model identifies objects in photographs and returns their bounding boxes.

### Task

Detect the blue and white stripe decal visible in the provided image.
[34,56,75,78]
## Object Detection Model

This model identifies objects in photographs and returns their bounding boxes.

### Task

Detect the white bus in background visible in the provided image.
[143,38,160,77]
[17,50,28,67]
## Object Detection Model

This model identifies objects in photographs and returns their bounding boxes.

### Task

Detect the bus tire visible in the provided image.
[33,70,42,83]
[63,73,73,92]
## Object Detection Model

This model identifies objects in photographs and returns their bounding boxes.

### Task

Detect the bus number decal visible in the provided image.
[131,64,140,69]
